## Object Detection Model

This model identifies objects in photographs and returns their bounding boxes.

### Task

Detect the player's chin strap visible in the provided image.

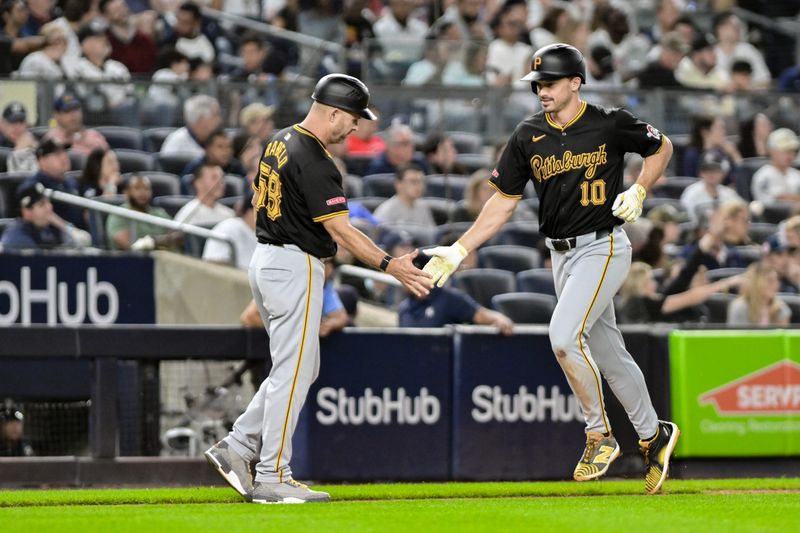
[611,184,646,224]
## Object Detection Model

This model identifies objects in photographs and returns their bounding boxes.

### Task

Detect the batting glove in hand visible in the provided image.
[422,241,468,287]
[611,183,647,223]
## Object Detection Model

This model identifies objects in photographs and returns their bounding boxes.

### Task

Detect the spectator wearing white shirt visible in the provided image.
[174,163,235,225]
[486,3,531,89]
[171,1,214,64]
[675,33,729,91]
[373,0,429,64]
[160,94,221,155]
[680,151,742,224]
[712,11,770,89]
[16,22,68,80]
[144,48,190,126]
[751,128,800,203]
[202,192,256,270]
[48,0,90,67]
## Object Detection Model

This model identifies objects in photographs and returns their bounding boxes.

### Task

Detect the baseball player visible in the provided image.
[205,74,432,503]
[424,44,680,494]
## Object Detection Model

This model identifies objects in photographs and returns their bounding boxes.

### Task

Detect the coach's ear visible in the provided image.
[329,108,339,124]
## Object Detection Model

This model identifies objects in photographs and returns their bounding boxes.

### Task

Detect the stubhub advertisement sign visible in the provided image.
[452,330,585,480]
[0,255,155,324]
[292,331,452,481]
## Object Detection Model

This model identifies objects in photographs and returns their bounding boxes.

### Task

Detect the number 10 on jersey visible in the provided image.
[580,179,606,206]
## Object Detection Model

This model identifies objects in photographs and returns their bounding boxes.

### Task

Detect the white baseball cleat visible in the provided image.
[204,441,254,500]
[251,479,330,504]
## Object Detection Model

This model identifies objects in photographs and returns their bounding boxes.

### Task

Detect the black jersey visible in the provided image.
[253,124,349,258]
[491,101,666,239]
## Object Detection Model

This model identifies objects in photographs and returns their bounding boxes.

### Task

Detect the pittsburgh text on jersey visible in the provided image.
[530,144,608,182]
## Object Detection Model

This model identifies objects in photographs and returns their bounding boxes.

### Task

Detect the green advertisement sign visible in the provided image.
[670,330,800,457]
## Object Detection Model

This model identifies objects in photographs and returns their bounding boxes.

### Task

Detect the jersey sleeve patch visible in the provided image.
[326,196,346,206]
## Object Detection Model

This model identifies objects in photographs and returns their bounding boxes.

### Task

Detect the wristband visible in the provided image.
[379,254,393,272]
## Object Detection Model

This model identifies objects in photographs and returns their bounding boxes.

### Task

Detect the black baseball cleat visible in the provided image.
[204,440,254,501]
[639,420,681,495]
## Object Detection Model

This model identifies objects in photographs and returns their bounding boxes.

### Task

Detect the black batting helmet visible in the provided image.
[520,43,586,92]
[311,73,377,120]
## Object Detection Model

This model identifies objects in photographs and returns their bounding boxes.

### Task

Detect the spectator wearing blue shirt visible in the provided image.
[180,129,246,194]
[399,285,513,334]
[21,139,86,230]
[1,182,74,250]
[364,123,429,176]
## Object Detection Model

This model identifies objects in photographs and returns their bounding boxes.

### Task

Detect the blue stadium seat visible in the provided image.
[96,126,147,151]
[478,245,541,273]
[516,268,556,296]
[452,268,515,308]
[491,292,556,324]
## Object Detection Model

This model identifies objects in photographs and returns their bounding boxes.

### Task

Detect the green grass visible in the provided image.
[1,479,799,533]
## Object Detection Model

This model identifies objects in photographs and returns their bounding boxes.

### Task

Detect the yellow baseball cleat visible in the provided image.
[573,431,621,481]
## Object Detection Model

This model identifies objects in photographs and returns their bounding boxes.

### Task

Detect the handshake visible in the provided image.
[420,241,469,288]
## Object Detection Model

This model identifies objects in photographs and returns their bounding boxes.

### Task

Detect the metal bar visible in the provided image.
[336,264,402,287]
[731,7,800,37]
[201,8,342,53]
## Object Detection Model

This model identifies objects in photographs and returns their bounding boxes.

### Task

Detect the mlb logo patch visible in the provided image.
[646,124,661,140]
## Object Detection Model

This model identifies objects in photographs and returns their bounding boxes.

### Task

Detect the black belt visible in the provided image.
[549,228,612,252]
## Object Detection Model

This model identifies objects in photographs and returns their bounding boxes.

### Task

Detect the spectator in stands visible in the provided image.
[452,168,535,223]
[737,112,773,159]
[530,4,564,50]
[345,107,385,157]
[761,237,799,294]
[48,0,90,67]
[421,133,467,175]
[583,43,623,90]
[778,61,800,92]
[728,262,791,326]
[486,3,531,89]
[402,32,449,86]
[636,31,687,89]
[181,130,245,192]
[79,147,121,197]
[442,39,488,86]
[202,191,256,270]
[100,0,157,75]
[0,0,45,74]
[105,174,176,250]
[675,33,729,91]
[43,92,109,155]
[229,31,287,82]
[235,134,262,187]
[0,402,33,456]
[0,102,38,173]
[19,0,53,37]
[555,11,589,54]
[646,203,685,246]
[238,103,275,144]
[712,11,770,90]
[364,123,427,175]
[22,139,86,229]
[751,128,800,204]
[682,115,741,179]
[432,0,492,43]
[143,47,190,126]
[617,261,743,324]
[728,59,755,93]
[71,25,136,125]
[588,5,650,81]
[372,0,428,66]
[680,151,741,224]
[671,15,698,48]
[167,2,214,64]
[0,182,74,250]
[174,163,234,225]
[160,94,221,156]
[646,0,682,45]
[373,163,435,226]
[399,284,513,333]
[15,22,68,80]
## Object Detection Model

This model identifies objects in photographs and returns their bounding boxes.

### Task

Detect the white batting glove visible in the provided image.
[422,241,468,287]
[611,183,647,223]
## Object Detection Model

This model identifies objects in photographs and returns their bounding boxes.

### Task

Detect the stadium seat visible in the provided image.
[348,196,384,213]
[421,197,456,226]
[651,177,698,200]
[447,131,483,154]
[143,127,177,152]
[0,217,14,238]
[452,268,515,308]
[30,126,50,140]
[778,293,800,324]
[362,173,396,197]
[733,157,768,202]
[760,202,795,225]
[434,221,474,244]
[87,194,127,247]
[425,175,469,200]
[734,245,762,266]
[704,292,736,324]
[456,152,492,173]
[156,151,196,175]
[642,197,685,215]
[748,222,778,244]
[344,174,363,197]
[478,245,541,273]
[343,154,373,177]
[122,171,180,197]
[95,126,147,151]
[68,150,86,172]
[706,267,746,285]
[375,223,436,247]
[0,146,10,173]
[491,292,557,324]
[493,221,540,248]
[219,196,242,209]
[152,195,193,218]
[0,172,34,219]
[516,268,556,296]
[115,149,155,173]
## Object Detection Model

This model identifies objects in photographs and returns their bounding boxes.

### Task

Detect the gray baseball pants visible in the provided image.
[225,243,324,483]
[547,226,659,440]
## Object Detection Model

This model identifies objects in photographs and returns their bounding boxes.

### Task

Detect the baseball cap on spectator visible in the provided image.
[647,203,689,225]
[2,102,27,123]
[767,128,800,152]
[16,182,46,209]
[690,33,715,53]
[699,151,730,173]
[731,59,753,75]
[239,103,274,128]
[77,24,107,43]
[54,92,82,112]
[762,234,796,255]
[661,32,689,55]
[35,138,66,159]
[0,403,24,423]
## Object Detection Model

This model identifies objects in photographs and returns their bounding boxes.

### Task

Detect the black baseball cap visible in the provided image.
[53,92,82,112]
[16,182,46,209]
[2,101,27,123]
[699,151,730,173]
[691,33,715,53]
[35,138,66,158]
